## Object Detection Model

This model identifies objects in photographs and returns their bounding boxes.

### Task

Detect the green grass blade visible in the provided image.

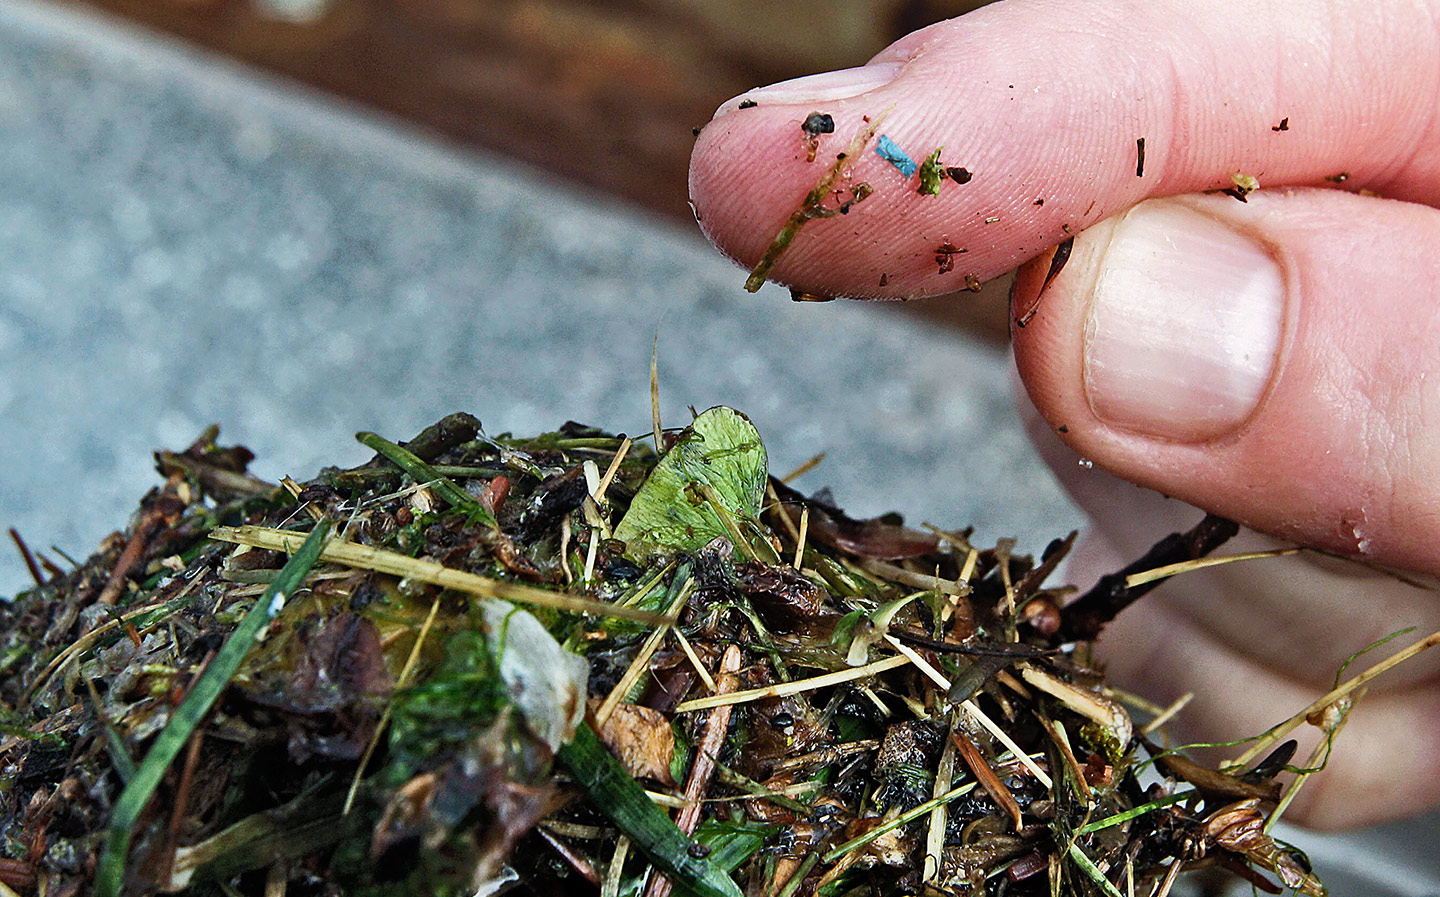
[95,522,332,897]
[356,430,497,527]
[1076,789,1195,835]
[1067,842,1124,897]
[559,722,742,897]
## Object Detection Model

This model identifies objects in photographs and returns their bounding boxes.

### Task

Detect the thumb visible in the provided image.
[1012,188,1440,575]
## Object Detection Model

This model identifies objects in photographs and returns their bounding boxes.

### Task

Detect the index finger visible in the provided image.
[688,0,1440,300]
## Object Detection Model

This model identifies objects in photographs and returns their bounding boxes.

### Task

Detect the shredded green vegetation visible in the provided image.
[95,522,332,897]
[8,407,1416,896]
[356,430,498,527]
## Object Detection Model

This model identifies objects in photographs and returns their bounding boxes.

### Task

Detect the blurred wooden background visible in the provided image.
[63,0,1009,338]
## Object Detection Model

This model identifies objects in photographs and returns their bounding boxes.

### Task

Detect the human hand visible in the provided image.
[688,0,1440,828]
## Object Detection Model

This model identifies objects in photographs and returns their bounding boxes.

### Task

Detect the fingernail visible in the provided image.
[715,62,902,117]
[1084,201,1285,441]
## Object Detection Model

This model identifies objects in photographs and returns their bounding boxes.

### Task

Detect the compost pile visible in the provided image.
[0,409,1326,897]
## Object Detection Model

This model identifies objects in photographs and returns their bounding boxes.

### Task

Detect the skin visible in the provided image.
[689,0,1440,828]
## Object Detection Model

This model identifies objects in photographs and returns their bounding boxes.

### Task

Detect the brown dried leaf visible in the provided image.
[589,698,678,787]
[735,561,830,627]
[1201,799,1326,897]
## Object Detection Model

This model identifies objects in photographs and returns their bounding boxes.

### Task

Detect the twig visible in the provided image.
[676,645,741,834]
[1264,696,1355,832]
[780,453,825,484]
[1124,547,1300,588]
[1020,664,1133,751]
[96,500,173,606]
[280,476,326,522]
[953,729,1023,831]
[675,654,911,713]
[1150,859,1182,897]
[602,835,631,897]
[583,526,601,584]
[672,628,718,694]
[1141,692,1194,736]
[648,645,742,897]
[924,711,959,883]
[8,528,44,587]
[1043,718,1092,804]
[861,560,968,596]
[595,437,633,504]
[538,827,602,887]
[882,635,1053,788]
[772,740,880,775]
[793,506,809,572]
[822,781,977,863]
[766,481,804,546]
[1059,514,1239,642]
[995,538,1018,631]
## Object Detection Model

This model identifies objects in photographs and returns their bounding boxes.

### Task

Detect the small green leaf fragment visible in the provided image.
[917,147,945,196]
[614,407,768,560]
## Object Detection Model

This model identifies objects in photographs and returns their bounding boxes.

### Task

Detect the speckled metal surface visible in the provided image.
[0,2,1434,891]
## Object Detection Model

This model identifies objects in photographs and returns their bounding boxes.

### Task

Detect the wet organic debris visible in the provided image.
[1223,172,1260,202]
[7,406,1419,897]
[745,116,883,293]
[916,149,945,197]
[801,113,836,163]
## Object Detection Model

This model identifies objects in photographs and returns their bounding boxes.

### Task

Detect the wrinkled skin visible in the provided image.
[689,0,1440,828]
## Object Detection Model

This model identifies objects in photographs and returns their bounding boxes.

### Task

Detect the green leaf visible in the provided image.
[671,820,776,897]
[614,407,767,560]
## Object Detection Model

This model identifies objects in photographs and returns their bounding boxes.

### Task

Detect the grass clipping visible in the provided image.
[1,406,1423,896]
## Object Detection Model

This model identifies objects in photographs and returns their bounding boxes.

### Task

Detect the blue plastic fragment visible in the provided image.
[875,134,917,179]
